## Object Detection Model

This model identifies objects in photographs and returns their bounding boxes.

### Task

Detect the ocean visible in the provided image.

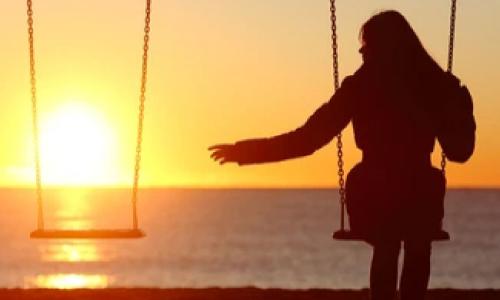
[0,188,499,289]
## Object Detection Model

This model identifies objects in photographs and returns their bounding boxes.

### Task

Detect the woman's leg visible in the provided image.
[370,240,401,300]
[400,240,432,300]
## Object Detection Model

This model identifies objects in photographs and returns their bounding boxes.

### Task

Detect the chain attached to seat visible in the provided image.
[329,0,347,232]
[441,0,457,175]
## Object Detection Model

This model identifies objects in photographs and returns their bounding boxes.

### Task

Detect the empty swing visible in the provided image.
[330,0,458,241]
[27,0,151,239]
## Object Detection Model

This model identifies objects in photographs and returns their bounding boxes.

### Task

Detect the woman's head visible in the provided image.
[359,10,441,74]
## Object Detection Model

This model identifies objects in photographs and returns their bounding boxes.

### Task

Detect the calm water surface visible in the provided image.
[0,188,499,289]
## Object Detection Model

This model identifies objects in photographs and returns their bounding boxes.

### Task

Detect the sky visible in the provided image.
[0,0,499,188]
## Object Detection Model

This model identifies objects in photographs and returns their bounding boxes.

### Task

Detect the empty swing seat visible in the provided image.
[30,228,145,239]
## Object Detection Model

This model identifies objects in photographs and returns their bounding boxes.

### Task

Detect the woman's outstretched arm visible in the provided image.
[209,76,357,165]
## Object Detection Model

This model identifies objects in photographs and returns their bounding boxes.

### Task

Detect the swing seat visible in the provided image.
[30,228,145,239]
[332,229,450,241]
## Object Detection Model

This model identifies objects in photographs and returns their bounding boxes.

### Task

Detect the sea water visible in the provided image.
[0,188,499,289]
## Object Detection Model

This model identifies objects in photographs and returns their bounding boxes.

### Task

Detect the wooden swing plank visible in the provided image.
[30,228,145,239]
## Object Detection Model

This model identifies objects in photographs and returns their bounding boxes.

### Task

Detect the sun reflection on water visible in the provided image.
[29,189,123,289]
[52,189,93,230]
[39,241,110,262]
[26,274,112,289]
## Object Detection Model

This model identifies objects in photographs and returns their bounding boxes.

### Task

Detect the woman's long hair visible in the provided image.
[360,10,443,80]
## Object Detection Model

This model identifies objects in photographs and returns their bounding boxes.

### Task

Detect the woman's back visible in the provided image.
[351,9,461,167]
[350,62,443,167]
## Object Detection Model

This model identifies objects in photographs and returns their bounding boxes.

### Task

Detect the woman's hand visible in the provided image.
[209,143,240,165]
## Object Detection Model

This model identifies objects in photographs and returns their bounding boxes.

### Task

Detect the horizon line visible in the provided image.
[0,185,499,190]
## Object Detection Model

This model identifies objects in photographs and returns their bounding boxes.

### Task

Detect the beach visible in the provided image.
[1,288,500,300]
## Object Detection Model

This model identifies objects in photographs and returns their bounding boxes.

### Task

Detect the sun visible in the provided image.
[39,102,118,186]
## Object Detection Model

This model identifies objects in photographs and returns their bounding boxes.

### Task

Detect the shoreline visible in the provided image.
[1,288,499,300]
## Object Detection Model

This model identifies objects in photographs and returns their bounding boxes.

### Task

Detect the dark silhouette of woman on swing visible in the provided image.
[210,11,475,300]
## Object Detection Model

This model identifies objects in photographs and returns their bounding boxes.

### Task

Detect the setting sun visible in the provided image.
[39,102,118,186]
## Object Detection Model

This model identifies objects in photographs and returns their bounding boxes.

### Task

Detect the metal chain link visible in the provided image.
[441,0,457,175]
[131,0,152,229]
[27,0,44,230]
[329,0,346,231]
[330,0,340,92]
[447,0,457,74]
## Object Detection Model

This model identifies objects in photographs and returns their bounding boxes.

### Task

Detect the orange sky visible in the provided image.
[0,0,498,188]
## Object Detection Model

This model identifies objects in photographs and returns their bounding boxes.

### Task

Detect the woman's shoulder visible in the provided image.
[348,63,382,86]
[340,65,368,91]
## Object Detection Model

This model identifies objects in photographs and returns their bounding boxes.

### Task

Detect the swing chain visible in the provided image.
[27,0,44,230]
[132,0,152,230]
[447,0,457,73]
[330,0,340,91]
[441,0,457,175]
[330,0,346,228]
[337,135,345,202]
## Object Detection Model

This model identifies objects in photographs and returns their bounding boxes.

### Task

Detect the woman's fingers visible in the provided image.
[212,153,233,164]
[209,143,239,164]
[208,144,232,151]
[211,150,227,160]
[208,144,237,165]
[210,150,221,159]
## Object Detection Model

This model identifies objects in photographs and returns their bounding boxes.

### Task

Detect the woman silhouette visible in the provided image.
[209,10,475,300]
